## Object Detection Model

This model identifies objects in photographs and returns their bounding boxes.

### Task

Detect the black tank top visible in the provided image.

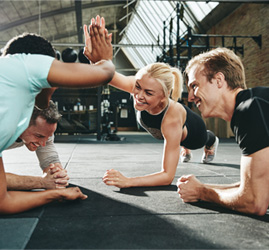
[136,104,169,140]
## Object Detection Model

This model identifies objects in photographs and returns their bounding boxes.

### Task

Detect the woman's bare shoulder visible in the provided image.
[163,100,186,127]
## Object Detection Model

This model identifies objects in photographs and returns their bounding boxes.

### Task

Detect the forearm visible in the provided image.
[0,189,62,214]
[36,135,61,171]
[204,182,240,190]
[128,171,174,187]
[199,185,254,214]
[6,173,44,190]
[108,72,135,93]
[48,60,115,88]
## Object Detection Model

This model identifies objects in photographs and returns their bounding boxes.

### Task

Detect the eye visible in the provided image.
[145,91,153,96]
[191,84,197,90]
[135,84,141,90]
[35,134,44,139]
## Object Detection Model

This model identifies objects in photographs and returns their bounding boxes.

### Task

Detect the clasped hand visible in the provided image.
[42,163,69,189]
[177,174,202,203]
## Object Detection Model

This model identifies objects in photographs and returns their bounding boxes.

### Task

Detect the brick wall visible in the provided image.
[208,3,269,88]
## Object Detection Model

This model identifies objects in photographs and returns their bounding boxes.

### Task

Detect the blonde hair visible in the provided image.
[136,62,183,101]
[185,47,246,90]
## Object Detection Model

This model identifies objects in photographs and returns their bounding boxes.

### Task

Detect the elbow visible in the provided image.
[243,197,268,216]
[161,174,174,186]
[0,199,12,215]
[251,202,268,216]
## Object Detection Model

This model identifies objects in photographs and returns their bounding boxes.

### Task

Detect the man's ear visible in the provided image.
[214,72,225,88]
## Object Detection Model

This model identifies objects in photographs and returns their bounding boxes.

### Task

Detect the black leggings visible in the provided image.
[181,105,215,150]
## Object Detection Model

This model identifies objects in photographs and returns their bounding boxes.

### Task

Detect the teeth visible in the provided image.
[196,101,201,108]
[136,100,145,104]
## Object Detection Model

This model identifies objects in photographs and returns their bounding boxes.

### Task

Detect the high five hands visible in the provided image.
[83,15,113,63]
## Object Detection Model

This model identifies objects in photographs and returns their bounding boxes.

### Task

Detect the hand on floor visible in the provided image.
[58,187,88,201]
[102,169,130,188]
[177,174,202,203]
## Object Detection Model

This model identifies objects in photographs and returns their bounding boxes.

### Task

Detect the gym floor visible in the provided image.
[1,132,268,249]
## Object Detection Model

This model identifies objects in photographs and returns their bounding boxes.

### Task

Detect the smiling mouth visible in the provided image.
[195,100,201,108]
[31,142,39,147]
[135,99,147,105]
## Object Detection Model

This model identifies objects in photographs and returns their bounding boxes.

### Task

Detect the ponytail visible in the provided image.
[171,68,183,101]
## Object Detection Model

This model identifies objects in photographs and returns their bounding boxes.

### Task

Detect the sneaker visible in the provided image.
[180,147,192,163]
[202,136,219,163]
[181,153,192,163]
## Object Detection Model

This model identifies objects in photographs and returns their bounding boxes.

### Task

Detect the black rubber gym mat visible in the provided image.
[25,186,222,249]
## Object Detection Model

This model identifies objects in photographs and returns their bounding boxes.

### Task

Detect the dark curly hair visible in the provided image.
[2,32,56,58]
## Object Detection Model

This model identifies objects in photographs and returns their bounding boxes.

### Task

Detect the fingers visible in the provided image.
[102,169,121,186]
[61,187,88,201]
[53,170,69,188]
[91,24,104,45]
[83,46,91,60]
[104,29,112,44]
[103,180,117,186]
[103,170,117,183]
[73,187,88,200]
[100,16,105,29]
[53,169,68,178]
[50,166,63,174]
[91,17,96,26]
[44,163,70,189]
[90,16,107,44]
[55,181,69,189]
[83,24,90,40]
[84,15,113,62]
[177,174,193,183]
[95,15,100,26]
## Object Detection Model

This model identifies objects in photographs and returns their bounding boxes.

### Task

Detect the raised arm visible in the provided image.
[108,72,136,94]
[177,147,269,216]
[47,59,114,88]
[83,15,136,94]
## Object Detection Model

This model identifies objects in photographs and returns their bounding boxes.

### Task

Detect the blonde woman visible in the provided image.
[84,16,218,188]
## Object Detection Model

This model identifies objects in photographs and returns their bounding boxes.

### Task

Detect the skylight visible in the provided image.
[119,0,219,69]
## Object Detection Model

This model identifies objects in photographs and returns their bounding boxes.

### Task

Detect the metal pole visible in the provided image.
[97,87,102,140]
[169,18,174,66]
[163,21,166,62]
[187,26,192,60]
[176,2,180,67]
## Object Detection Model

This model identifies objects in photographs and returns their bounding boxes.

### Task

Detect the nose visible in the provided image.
[135,89,144,100]
[39,139,46,147]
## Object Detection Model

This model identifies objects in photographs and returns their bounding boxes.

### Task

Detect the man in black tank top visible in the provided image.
[177,48,269,216]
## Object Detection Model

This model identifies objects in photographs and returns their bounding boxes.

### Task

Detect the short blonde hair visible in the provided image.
[136,62,183,101]
[185,48,246,90]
